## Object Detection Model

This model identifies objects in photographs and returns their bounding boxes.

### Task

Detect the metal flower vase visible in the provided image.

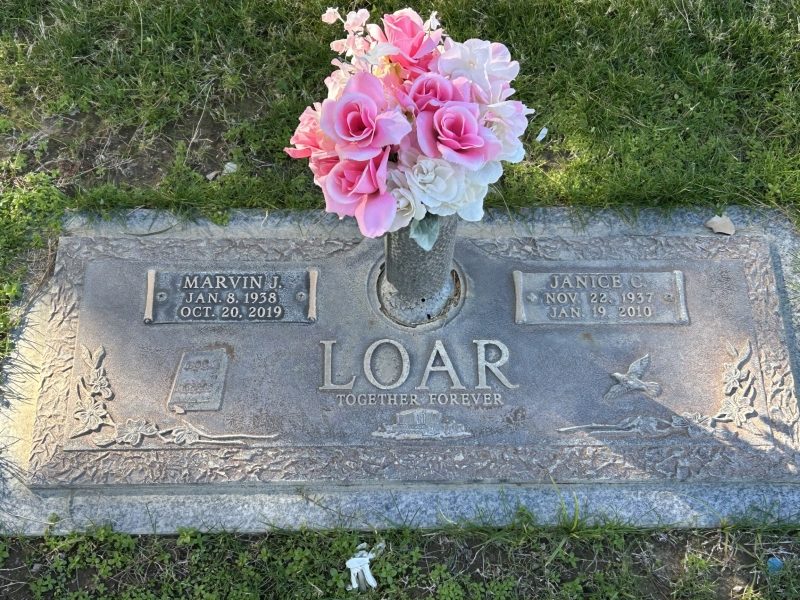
[379,215,459,327]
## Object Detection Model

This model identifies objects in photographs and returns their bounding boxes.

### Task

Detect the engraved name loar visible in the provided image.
[320,339,518,407]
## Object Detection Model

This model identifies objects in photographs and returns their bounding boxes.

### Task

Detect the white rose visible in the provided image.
[485,101,534,163]
[386,168,426,232]
[437,39,520,102]
[473,161,502,185]
[403,155,466,216]
[456,171,489,221]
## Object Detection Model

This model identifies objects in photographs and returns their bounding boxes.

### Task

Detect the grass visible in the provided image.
[0,513,798,599]
[0,1,799,597]
[0,0,797,352]
[1,0,798,213]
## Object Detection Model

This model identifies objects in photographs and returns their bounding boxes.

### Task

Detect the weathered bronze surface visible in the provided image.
[26,225,800,489]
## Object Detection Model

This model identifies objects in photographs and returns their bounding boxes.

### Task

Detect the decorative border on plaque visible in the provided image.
[27,441,788,486]
[28,234,800,486]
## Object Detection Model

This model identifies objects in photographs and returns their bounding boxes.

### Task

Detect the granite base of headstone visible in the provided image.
[2,208,800,534]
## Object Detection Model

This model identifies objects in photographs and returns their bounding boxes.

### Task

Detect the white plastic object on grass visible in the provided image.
[345,541,385,592]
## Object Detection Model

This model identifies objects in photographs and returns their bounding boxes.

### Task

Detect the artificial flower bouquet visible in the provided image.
[285,7,533,249]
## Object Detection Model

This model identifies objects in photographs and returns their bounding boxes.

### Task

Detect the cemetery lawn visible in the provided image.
[0,0,799,596]
[0,514,798,598]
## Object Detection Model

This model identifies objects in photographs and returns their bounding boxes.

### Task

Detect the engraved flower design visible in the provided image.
[680,412,706,426]
[713,397,757,428]
[722,363,748,396]
[87,368,113,400]
[170,427,201,446]
[669,415,690,429]
[678,412,716,437]
[710,341,760,430]
[115,419,159,446]
[70,343,278,449]
[73,400,109,434]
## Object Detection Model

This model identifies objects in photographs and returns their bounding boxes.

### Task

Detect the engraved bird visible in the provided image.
[603,354,662,402]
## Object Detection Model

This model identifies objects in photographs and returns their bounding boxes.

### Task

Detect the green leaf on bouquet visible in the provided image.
[409,215,440,251]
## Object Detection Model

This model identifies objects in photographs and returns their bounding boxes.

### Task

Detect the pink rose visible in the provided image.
[284,103,333,159]
[285,103,339,185]
[416,101,502,170]
[320,72,411,160]
[354,191,396,238]
[323,148,396,237]
[374,9,442,78]
[309,153,339,182]
[403,73,469,113]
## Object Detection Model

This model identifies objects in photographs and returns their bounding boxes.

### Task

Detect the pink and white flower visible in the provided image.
[423,12,440,32]
[323,148,396,237]
[485,100,535,163]
[287,7,533,241]
[437,39,519,103]
[320,72,411,160]
[344,9,370,33]
[370,9,442,78]
[416,101,502,170]
[322,7,341,24]
[386,167,426,232]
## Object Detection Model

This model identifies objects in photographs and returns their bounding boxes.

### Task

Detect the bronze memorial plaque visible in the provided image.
[512,270,689,325]
[144,268,318,324]
[25,221,800,491]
